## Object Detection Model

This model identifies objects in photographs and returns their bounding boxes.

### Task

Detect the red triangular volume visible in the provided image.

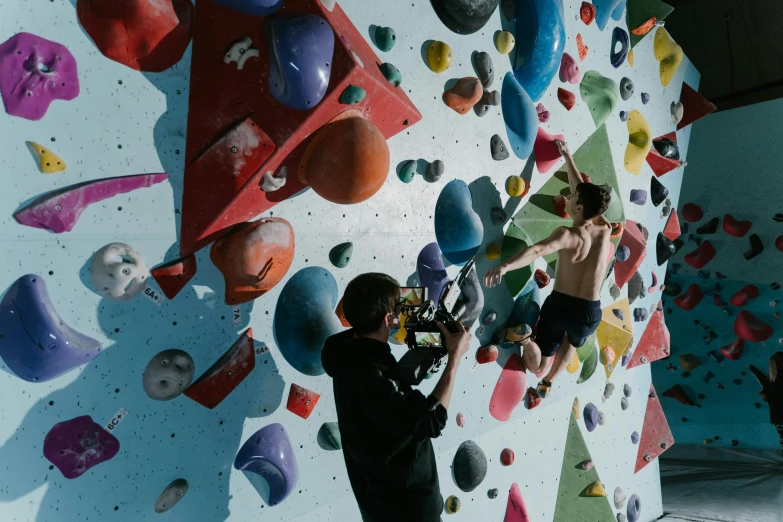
[677,82,716,130]
[184,329,255,409]
[635,384,675,473]
[614,219,647,289]
[627,305,670,368]
[646,132,681,177]
[663,209,681,241]
[180,0,422,256]
[150,254,197,299]
[504,482,530,522]
[286,383,321,419]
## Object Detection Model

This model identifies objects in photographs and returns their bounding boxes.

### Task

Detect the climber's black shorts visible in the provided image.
[535,290,602,357]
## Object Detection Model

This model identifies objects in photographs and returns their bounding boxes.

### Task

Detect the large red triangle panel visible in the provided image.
[614,219,647,289]
[180,0,422,256]
[627,304,670,368]
[676,82,716,131]
[635,384,675,473]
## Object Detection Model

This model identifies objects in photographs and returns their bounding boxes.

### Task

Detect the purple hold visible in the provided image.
[612,308,624,321]
[14,173,168,233]
[0,33,79,121]
[641,92,650,105]
[620,111,628,122]
[616,245,631,262]
[584,403,599,432]
[234,423,299,506]
[212,0,283,16]
[633,308,648,322]
[630,189,647,205]
[627,494,642,522]
[417,242,450,304]
[265,14,334,110]
[0,275,102,382]
[631,431,639,444]
[44,416,120,479]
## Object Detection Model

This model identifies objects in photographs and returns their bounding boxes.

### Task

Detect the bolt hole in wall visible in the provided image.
[0,0,701,521]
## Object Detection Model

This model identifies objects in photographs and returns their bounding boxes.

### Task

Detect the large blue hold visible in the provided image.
[501,72,538,160]
[434,180,483,266]
[0,275,102,382]
[234,423,299,506]
[512,0,566,101]
[265,14,335,110]
[417,242,450,304]
[273,267,342,376]
[593,0,625,30]
[212,0,283,16]
[611,0,627,20]
[507,279,541,328]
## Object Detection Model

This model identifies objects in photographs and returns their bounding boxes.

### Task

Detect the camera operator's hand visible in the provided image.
[436,321,471,364]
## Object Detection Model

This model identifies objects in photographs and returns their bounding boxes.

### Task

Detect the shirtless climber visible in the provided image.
[484,139,612,399]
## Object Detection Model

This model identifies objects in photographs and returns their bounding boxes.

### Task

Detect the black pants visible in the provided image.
[775,423,783,450]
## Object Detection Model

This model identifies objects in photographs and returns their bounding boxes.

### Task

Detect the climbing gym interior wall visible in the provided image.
[653,98,783,449]
[0,1,701,521]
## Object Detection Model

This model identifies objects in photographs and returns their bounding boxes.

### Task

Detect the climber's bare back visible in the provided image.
[552,222,611,301]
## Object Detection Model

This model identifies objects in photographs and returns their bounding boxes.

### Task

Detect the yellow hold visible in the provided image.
[624,110,652,175]
[585,480,606,497]
[596,298,634,378]
[26,141,66,173]
[427,41,453,73]
[487,244,501,260]
[654,27,683,87]
[628,49,634,67]
[572,397,581,419]
[505,175,526,197]
[495,31,515,55]
[566,350,581,373]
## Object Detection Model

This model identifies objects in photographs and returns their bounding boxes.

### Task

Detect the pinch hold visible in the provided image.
[224,37,260,70]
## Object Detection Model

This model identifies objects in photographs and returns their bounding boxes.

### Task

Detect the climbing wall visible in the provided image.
[0,1,699,521]
[652,97,783,449]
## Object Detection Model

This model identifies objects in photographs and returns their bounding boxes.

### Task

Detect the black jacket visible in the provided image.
[321,330,447,522]
[749,364,783,423]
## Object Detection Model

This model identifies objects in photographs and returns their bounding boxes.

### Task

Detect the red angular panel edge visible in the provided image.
[635,383,675,473]
[627,305,670,369]
[663,209,681,241]
[614,219,647,289]
[286,383,321,419]
[676,82,716,131]
[150,254,197,299]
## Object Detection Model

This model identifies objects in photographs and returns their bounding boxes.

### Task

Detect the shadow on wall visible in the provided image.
[0,245,285,522]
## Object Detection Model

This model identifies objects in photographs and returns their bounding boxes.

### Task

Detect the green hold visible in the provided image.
[339,84,366,105]
[398,160,417,183]
[317,422,342,451]
[329,242,353,268]
[580,71,619,128]
[577,343,598,384]
[380,63,402,88]
[375,26,397,52]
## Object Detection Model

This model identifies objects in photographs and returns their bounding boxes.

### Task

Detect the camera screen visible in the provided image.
[400,287,426,306]
[414,332,442,347]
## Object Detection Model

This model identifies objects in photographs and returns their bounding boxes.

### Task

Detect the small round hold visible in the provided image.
[482,311,497,325]
[641,356,648,364]
[620,77,634,101]
[154,478,189,513]
[488,488,499,499]
[456,412,465,427]
[398,160,417,183]
[143,350,195,401]
[424,160,444,183]
[641,92,650,104]
[661,442,669,449]
[500,448,515,466]
[329,242,354,268]
[445,495,461,514]
[374,26,397,52]
[505,175,526,197]
[379,63,402,87]
[486,244,500,260]
[620,111,629,122]
[495,31,515,54]
[644,454,652,462]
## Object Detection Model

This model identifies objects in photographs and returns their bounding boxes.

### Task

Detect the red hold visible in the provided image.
[723,214,752,237]
[557,88,576,110]
[500,448,515,466]
[730,285,759,307]
[663,384,697,406]
[720,338,744,361]
[663,209,681,241]
[77,0,194,72]
[614,219,647,289]
[526,386,541,409]
[553,195,569,218]
[534,269,551,288]
[286,384,321,419]
[635,384,675,473]
[580,1,596,24]
[476,344,499,364]
[684,241,716,269]
[151,255,197,299]
[674,284,704,311]
[681,203,703,222]
[734,311,773,342]
[776,235,783,252]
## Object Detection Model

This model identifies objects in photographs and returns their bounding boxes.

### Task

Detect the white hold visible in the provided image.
[350,50,364,68]
[655,20,666,27]
[320,0,336,11]
[90,242,149,301]
[771,300,778,308]
[261,166,288,192]
[670,101,684,125]
[614,487,626,509]
[225,37,260,70]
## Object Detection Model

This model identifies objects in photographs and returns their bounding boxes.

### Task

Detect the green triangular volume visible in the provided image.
[627,0,675,48]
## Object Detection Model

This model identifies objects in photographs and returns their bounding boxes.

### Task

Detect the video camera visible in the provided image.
[387,259,476,385]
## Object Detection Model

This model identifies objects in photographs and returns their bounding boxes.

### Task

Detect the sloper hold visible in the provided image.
[234,423,299,506]
[558,87,576,110]
[624,111,651,175]
[317,422,342,450]
[677,82,717,130]
[627,305,670,368]
[0,274,102,382]
[435,180,484,266]
[453,440,488,492]
[628,0,674,47]
[721,338,743,360]
[684,241,716,269]
[627,494,642,522]
[329,242,353,268]
[0,33,80,121]
[212,0,283,15]
[473,51,494,88]
[504,483,530,522]
[553,414,615,521]
[730,285,759,307]
[142,349,195,401]
[723,214,752,237]
[26,141,66,173]
[635,384,675,472]
[77,0,193,72]
[663,209,681,241]
[151,255,197,300]
[374,26,396,52]
[734,311,773,342]
[273,267,342,375]
[502,72,538,159]
[211,219,295,304]
[417,242,450,304]
[14,173,168,234]
[184,329,255,409]
[593,0,625,30]
[428,41,453,73]
[663,385,695,406]
[512,0,566,101]
[154,478,189,513]
[534,127,564,173]
[443,77,483,114]
[456,269,484,328]
[489,354,527,421]
[620,77,634,100]
[286,383,321,419]
[653,28,683,87]
[580,71,619,128]
[651,176,668,206]
[44,416,120,479]
[560,53,580,84]
[744,233,764,260]
[90,242,149,302]
[682,203,703,222]
[614,219,647,289]
[431,0,501,34]
[674,284,704,311]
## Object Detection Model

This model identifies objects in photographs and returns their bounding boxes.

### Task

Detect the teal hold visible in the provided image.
[329,242,353,268]
[398,160,417,183]
[339,84,366,105]
[375,26,397,52]
[380,63,402,87]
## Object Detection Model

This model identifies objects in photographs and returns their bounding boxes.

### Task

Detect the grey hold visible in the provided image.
[329,242,354,268]
[473,90,500,117]
[491,134,510,161]
[620,77,634,101]
[620,111,628,122]
[488,488,499,499]
[641,92,650,104]
[618,515,627,522]
[424,160,445,183]
[482,310,497,325]
[473,51,494,88]
[490,207,507,225]
[452,440,488,492]
[142,349,195,401]
[630,189,647,205]
[623,383,632,397]
[154,478,189,513]
[602,382,615,402]
[610,282,621,300]
[614,487,626,509]
[317,422,342,451]
[621,396,629,410]
[612,308,624,321]
[598,411,607,426]
[631,431,639,444]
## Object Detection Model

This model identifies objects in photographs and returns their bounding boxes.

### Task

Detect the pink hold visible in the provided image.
[536,102,550,123]
[44,415,120,479]
[0,33,80,121]
[456,412,465,427]
[559,52,580,84]
[490,354,527,422]
[504,482,530,522]
[534,127,565,174]
[648,271,658,293]
[14,173,168,233]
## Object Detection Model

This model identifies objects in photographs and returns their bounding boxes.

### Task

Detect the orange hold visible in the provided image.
[210,218,295,305]
[611,222,624,240]
[442,77,483,115]
[558,88,576,111]
[632,17,658,36]
[576,34,589,61]
[580,2,596,25]
[553,195,569,218]
[300,116,390,204]
[335,297,351,327]
[534,269,551,288]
